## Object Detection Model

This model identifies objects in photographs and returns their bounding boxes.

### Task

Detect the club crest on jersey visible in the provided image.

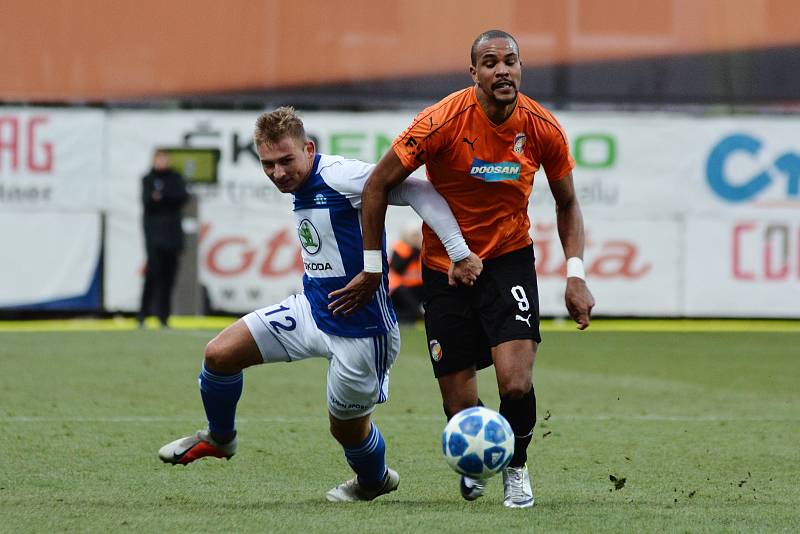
[469,157,521,182]
[298,219,321,255]
[429,339,443,362]
[513,133,527,154]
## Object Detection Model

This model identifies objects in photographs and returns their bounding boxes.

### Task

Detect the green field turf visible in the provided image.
[1,323,799,532]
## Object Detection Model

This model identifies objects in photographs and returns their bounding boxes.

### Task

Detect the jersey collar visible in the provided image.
[471,85,518,128]
[294,153,322,196]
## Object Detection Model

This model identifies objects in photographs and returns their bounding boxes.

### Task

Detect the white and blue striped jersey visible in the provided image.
[293,153,395,338]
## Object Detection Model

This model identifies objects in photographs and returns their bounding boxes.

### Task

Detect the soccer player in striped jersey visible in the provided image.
[158,107,482,502]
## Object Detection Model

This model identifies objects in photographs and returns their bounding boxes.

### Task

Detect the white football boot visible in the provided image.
[325,468,400,502]
[459,475,486,501]
[502,464,534,508]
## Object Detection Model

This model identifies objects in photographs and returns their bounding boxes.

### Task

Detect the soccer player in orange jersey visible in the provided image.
[329,30,595,508]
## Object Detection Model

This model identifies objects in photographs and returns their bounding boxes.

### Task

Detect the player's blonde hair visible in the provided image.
[254,106,307,146]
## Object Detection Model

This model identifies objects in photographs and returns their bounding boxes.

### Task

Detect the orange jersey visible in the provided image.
[392,87,575,273]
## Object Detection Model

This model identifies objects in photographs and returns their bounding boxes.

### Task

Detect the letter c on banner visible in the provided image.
[706,134,772,202]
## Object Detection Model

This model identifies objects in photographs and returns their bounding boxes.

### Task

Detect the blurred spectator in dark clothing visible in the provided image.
[388,224,424,323]
[138,149,189,328]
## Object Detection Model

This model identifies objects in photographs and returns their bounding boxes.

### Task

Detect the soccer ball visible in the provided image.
[442,406,514,480]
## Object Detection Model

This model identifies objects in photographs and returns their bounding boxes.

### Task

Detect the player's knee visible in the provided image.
[204,337,238,373]
[498,379,532,400]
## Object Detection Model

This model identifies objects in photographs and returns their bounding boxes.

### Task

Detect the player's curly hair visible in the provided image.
[254,106,307,146]
[470,30,519,66]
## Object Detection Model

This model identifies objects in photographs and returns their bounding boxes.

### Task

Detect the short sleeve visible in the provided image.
[392,107,444,172]
[318,158,375,209]
[539,115,575,182]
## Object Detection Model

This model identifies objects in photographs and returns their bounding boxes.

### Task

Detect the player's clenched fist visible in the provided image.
[448,252,483,287]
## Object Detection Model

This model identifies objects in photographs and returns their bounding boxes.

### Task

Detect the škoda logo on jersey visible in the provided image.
[298,219,321,254]
[469,157,521,182]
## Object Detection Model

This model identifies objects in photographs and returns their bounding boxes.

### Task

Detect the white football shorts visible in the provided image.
[243,293,400,420]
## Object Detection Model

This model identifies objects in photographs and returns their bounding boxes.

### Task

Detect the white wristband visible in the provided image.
[566,257,585,280]
[363,250,383,273]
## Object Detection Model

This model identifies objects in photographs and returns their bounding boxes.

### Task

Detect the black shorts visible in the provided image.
[422,245,541,378]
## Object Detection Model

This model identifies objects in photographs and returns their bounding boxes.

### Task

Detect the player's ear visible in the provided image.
[305,139,315,158]
[469,64,478,84]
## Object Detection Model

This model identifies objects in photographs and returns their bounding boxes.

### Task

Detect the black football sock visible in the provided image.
[499,387,536,467]
[443,397,484,421]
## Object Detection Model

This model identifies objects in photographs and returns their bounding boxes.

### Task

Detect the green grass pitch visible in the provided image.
[1,320,799,532]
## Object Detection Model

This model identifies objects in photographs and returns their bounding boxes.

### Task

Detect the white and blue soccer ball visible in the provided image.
[442,406,515,480]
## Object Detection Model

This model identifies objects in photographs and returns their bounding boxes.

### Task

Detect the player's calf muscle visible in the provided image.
[329,414,372,448]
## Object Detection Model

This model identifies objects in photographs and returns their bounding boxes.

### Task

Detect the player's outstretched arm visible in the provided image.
[389,178,482,286]
[328,150,411,316]
[550,173,595,329]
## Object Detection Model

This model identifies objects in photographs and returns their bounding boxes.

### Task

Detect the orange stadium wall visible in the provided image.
[2,0,799,101]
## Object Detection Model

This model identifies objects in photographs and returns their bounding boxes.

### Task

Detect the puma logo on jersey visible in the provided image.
[515,313,532,327]
[462,136,478,149]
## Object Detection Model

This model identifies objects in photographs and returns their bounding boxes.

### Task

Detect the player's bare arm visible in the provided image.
[328,150,411,315]
[550,173,595,329]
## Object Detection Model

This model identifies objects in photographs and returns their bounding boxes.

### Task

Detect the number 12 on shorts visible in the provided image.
[263,304,297,333]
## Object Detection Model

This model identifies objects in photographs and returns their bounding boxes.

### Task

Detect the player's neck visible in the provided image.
[475,89,516,125]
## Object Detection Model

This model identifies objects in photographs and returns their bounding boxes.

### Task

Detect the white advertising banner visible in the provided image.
[196,202,303,313]
[103,209,145,312]
[0,212,101,307]
[530,112,800,318]
[102,109,800,317]
[532,216,682,316]
[684,216,800,317]
[682,117,800,213]
[550,113,686,218]
[538,113,800,217]
[0,109,104,212]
